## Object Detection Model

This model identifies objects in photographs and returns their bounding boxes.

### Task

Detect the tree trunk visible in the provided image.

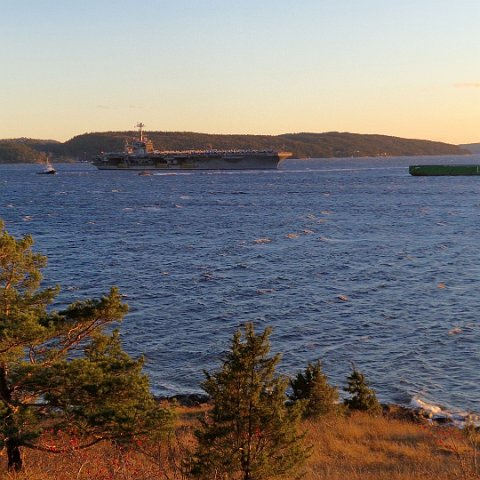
[0,365,22,471]
[6,438,22,471]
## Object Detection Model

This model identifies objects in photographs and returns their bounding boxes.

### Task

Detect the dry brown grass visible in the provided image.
[2,407,478,480]
[301,412,471,480]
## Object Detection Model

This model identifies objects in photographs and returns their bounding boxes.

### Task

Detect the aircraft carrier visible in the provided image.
[92,123,291,171]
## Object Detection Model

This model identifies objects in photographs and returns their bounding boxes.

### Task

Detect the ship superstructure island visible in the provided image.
[92,123,291,171]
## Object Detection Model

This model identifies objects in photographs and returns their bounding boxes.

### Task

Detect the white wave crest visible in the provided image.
[411,395,480,427]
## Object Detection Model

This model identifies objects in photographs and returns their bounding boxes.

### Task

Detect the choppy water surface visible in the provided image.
[1,155,480,419]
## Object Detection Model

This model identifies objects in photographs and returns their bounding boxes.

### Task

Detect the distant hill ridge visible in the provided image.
[0,131,471,163]
[460,142,480,154]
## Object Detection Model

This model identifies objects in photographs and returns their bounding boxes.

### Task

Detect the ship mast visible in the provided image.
[136,122,145,142]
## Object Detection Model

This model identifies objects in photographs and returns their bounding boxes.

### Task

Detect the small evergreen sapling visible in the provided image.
[343,365,382,415]
[191,322,308,480]
[290,360,340,418]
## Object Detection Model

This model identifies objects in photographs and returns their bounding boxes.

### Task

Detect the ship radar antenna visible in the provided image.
[135,122,145,141]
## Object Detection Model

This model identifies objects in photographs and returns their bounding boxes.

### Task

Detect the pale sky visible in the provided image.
[1,0,480,144]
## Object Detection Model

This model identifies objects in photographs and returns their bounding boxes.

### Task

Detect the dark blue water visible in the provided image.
[1,155,480,419]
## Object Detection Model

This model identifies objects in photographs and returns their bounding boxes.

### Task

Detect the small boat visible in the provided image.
[37,159,56,175]
[138,170,152,176]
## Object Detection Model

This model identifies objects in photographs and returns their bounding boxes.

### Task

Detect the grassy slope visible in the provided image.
[4,407,474,480]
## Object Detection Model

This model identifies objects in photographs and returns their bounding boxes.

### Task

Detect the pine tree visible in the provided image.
[0,221,171,470]
[343,365,381,415]
[191,322,307,480]
[290,361,340,418]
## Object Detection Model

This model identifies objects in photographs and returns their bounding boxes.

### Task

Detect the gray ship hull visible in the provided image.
[92,151,289,171]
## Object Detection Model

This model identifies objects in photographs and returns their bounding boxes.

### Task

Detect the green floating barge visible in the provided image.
[409,164,480,176]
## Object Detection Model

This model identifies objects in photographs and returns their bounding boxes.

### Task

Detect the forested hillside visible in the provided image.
[0,142,41,164]
[0,139,63,164]
[0,131,471,163]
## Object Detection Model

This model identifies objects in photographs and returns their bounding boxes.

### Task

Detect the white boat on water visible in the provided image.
[37,159,56,175]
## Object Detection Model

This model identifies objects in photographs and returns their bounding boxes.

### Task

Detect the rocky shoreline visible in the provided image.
[157,393,210,407]
[157,393,478,427]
